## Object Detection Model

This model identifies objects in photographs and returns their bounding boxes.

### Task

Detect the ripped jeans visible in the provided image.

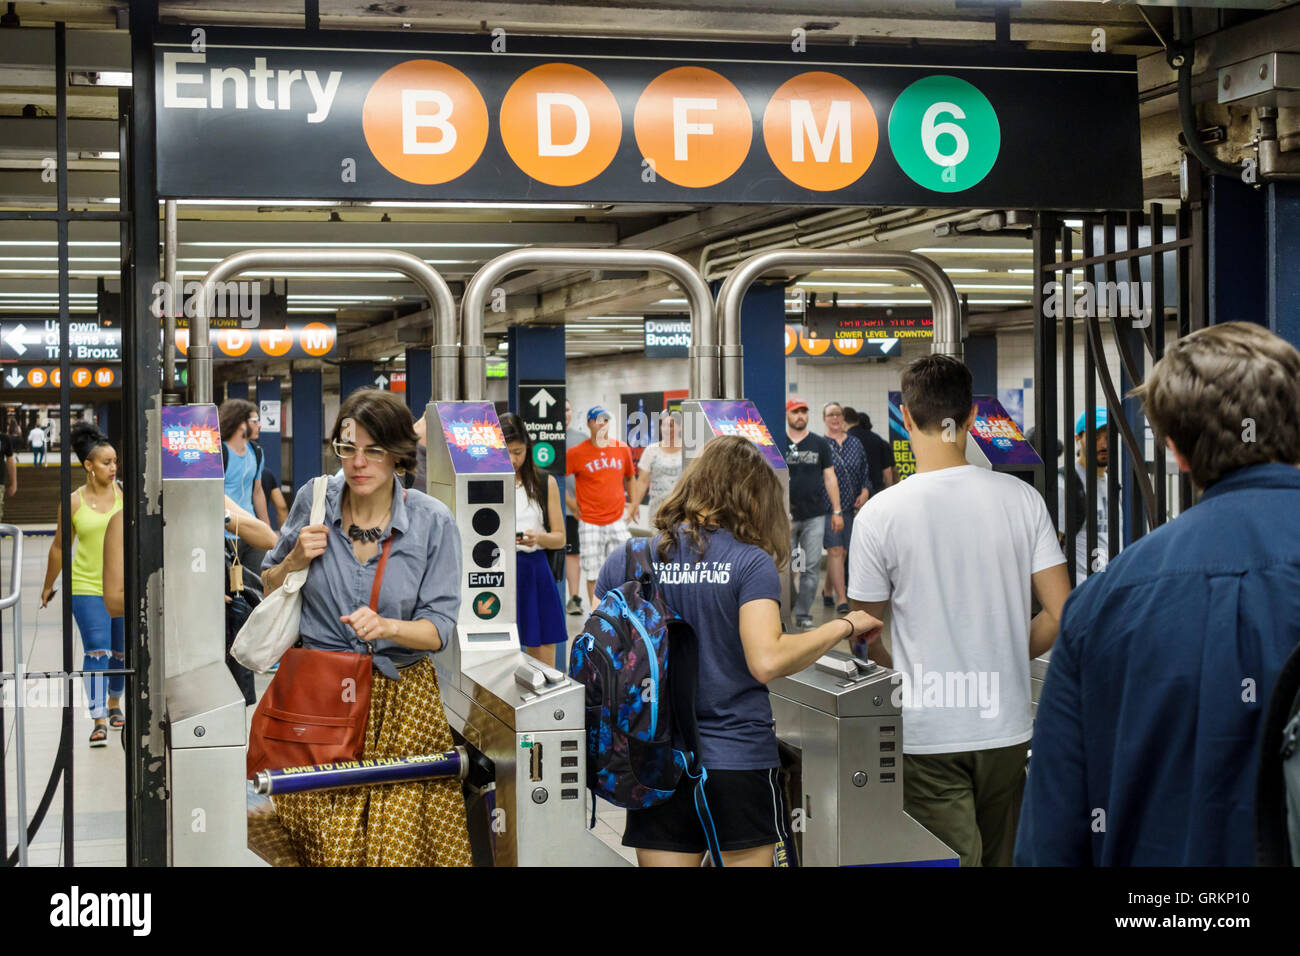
[71,595,125,719]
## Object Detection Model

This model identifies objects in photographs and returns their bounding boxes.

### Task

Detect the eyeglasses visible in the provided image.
[332,439,389,464]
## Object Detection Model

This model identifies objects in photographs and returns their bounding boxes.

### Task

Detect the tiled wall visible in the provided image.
[564,354,691,437]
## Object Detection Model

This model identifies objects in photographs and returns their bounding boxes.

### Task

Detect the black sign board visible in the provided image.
[1,364,119,390]
[468,571,505,589]
[517,381,566,476]
[0,320,121,363]
[804,307,934,341]
[643,316,691,358]
[154,30,1140,209]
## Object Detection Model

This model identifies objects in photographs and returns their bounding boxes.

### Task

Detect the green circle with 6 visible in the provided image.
[888,75,1000,192]
[532,441,555,469]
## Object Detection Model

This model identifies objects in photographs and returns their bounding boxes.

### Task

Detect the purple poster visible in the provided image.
[436,402,513,474]
[970,397,1041,466]
[696,400,787,472]
[161,404,223,480]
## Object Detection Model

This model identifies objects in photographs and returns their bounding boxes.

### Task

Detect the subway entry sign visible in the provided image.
[154,31,1141,209]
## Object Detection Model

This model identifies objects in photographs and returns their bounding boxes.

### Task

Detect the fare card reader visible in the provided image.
[680,398,791,625]
[770,651,958,866]
[158,404,249,865]
[425,401,626,866]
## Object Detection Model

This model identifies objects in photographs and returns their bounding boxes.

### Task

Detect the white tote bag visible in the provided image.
[231,475,329,674]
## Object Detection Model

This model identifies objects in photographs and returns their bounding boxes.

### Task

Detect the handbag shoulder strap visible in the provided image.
[367,487,405,611]
[309,474,329,525]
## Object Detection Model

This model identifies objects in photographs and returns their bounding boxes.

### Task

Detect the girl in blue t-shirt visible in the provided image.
[596,435,882,867]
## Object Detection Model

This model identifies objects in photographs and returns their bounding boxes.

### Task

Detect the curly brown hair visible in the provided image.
[1133,321,1300,488]
[653,435,790,570]
[330,388,419,473]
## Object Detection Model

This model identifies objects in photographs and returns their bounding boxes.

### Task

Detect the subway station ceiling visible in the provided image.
[0,0,1293,367]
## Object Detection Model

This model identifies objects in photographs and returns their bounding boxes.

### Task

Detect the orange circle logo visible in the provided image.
[634,67,752,188]
[49,369,61,387]
[72,367,91,388]
[174,329,189,355]
[258,328,294,358]
[300,323,335,358]
[94,367,114,387]
[216,328,252,357]
[833,336,864,356]
[784,324,797,355]
[363,60,489,185]
[798,330,830,355]
[763,72,878,192]
[500,64,621,187]
[27,368,47,387]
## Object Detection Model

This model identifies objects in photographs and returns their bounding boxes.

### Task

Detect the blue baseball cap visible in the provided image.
[587,405,610,422]
[1075,407,1108,435]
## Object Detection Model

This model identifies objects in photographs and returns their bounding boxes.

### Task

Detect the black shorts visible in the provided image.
[622,767,793,858]
[565,514,580,555]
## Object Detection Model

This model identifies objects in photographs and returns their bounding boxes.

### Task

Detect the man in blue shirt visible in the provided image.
[1017,322,1300,866]
[220,398,270,565]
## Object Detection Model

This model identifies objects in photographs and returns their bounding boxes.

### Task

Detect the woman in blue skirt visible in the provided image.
[499,413,568,667]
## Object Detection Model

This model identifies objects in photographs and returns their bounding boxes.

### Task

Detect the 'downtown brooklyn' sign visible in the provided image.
[154,29,1141,209]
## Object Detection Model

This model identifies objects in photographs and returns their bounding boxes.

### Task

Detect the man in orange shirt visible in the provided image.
[565,406,635,609]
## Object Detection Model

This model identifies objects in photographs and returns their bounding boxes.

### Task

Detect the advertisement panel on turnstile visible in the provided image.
[424,401,626,867]
[888,393,1043,492]
[159,402,250,866]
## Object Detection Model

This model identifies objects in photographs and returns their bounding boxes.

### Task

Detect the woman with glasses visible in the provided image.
[259,389,472,866]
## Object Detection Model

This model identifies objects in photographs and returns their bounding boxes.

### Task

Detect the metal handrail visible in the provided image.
[0,525,26,865]
[716,250,964,398]
[191,250,459,405]
[461,249,718,401]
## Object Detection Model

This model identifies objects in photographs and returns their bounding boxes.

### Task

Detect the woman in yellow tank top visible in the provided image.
[40,422,122,747]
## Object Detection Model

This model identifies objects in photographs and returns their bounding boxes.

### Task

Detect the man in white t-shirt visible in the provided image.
[848,354,1070,867]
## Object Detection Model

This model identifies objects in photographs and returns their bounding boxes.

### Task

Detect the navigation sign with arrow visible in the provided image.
[0,365,118,389]
[518,381,566,478]
[0,320,122,362]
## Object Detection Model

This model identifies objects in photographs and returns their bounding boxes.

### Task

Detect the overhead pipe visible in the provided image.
[464,248,717,400]
[192,249,458,405]
[717,250,963,399]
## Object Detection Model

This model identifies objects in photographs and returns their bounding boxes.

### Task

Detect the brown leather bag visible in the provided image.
[246,536,394,779]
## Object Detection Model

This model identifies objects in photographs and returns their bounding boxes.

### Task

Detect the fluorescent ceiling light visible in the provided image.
[0,257,120,264]
[820,267,990,275]
[0,241,119,248]
[793,281,891,289]
[952,284,1033,291]
[913,247,1030,256]
[69,71,133,87]
[367,201,601,210]
[187,241,517,249]
[77,150,120,161]
[0,269,117,276]
[829,297,1028,306]
[179,257,476,267]
[1063,219,1084,228]
[0,291,97,297]
[177,270,427,279]
[175,199,336,207]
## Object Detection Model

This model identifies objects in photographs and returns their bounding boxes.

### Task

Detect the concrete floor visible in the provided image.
[3,535,849,868]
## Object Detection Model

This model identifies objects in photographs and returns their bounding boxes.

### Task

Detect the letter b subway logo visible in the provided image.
[363,60,489,184]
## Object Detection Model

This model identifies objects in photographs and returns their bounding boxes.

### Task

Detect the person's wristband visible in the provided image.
[839,617,855,641]
[832,509,842,515]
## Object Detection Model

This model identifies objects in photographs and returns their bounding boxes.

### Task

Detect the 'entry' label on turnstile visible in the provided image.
[468,572,505,588]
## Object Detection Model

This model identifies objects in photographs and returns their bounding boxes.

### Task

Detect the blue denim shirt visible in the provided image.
[263,473,462,679]
[1016,462,1300,866]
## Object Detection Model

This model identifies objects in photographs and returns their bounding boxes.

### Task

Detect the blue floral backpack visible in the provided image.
[568,537,704,811]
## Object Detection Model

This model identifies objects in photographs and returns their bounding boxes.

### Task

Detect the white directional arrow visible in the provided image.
[529,387,556,418]
[873,338,899,355]
[374,374,389,389]
[5,369,21,387]
[3,323,27,356]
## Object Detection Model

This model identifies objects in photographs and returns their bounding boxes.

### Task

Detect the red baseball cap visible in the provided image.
[785,397,809,412]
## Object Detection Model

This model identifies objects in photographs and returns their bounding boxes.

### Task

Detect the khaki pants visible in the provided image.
[903,741,1029,867]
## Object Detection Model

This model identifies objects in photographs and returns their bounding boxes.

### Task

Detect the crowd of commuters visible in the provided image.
[38,319,1300,868]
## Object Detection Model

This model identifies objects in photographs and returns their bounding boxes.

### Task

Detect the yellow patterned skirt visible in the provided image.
[273,656,474,867]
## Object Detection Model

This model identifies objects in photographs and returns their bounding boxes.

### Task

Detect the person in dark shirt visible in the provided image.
[260,466,289,529]
[1016,322,1300,866]
[844,407,895,492]
[783,398,843,628]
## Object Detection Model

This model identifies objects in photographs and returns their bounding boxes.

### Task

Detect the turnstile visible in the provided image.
[770,650,958,866]
[425,399,625,866]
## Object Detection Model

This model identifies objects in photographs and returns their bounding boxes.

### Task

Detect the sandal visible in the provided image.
[108,707,125,730]
[89,725,108,747]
